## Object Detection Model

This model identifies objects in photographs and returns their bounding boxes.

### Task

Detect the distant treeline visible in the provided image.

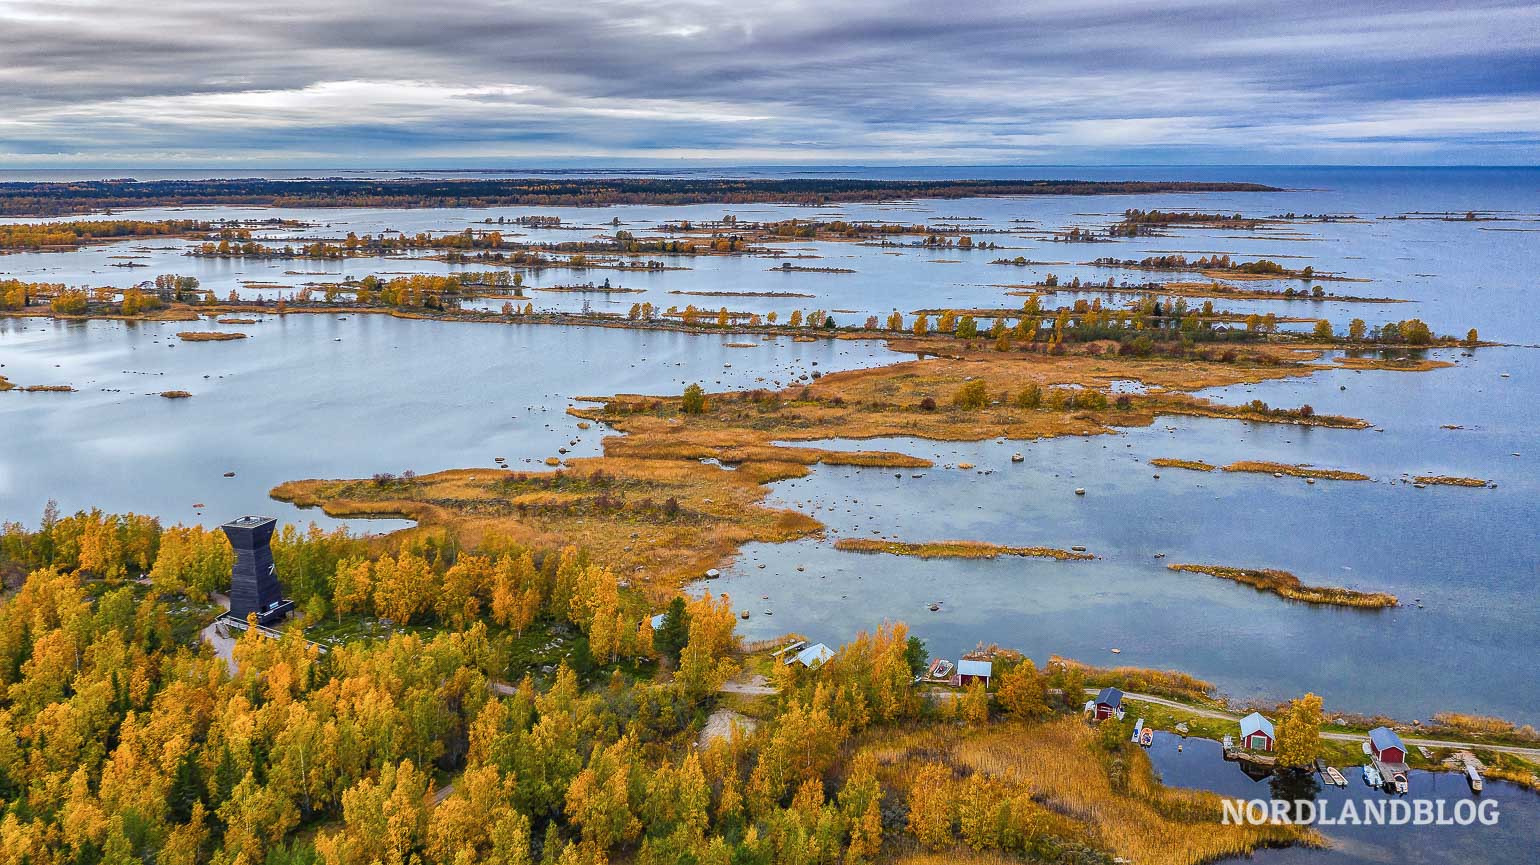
[0,177,1280,215]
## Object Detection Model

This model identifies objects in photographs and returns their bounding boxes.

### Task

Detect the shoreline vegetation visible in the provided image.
[1413,475,1490,487]
[0,218,213,251]
[1221,461,1371,481]
[669,289,817,298]
[1167,563,1399,608]
[1149,458,1217,472]
[1085,254,1364,282]
[176,330,247,341]
[0,374,76,393]
[833,538,1095,561]
[997,278,1404,304]
[0,177,1281,216]
[273,324,1377,603]
[2,268,1482,355]
[769,264,856,273]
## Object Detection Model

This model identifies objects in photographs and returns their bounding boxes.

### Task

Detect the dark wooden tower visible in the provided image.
[220,515,292,624]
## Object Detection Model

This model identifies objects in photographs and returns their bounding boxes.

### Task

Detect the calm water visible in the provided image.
[2,167,1537,723]
[1145,732,1539,864]
[714,345,1539,720]
[0,315,902,528]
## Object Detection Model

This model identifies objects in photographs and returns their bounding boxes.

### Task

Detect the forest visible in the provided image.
[0,220,209,251]
[0,506,1308,865]
[0,179,1278,216]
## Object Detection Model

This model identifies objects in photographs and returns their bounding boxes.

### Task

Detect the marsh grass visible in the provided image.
[1222,460,1370,481]
[1413,475,1488,487]
[869,718,1313,865]
[1333,355,1454,372]
[1149,458,1216,472]
[1168,563,1397,608]
[177,331,247,341]
[273,458,823,604]
[1050,656,1218,704]
[834,538,1093,561]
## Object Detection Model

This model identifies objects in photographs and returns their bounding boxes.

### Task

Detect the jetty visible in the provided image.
[1465,761,1485,793]
[1316,759,1348,787]
[1447,750,1486,793]
[770,637,806,655]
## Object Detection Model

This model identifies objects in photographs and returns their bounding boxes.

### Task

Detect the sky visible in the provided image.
[0,0,1536,167]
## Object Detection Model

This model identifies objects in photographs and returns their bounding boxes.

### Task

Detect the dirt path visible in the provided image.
[719,674,775,695]
[1098,689,1540,761]
[198,592,236,672]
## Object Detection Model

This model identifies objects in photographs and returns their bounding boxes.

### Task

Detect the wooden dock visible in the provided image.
[1465,762,1484,793]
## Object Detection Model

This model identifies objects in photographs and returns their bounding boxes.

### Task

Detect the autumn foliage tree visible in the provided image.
[1274,693,1325,769]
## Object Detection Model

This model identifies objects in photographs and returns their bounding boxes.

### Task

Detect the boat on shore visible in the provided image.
[1363,764,1383,788]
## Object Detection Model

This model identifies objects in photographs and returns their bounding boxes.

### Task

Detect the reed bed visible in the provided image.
[835,538,1093,561]
[1049,656,1218,703]
[177,331,247,341]
[1333,356,1454,372]
[1149,458,1216,472]
[1413,475,1489,487]
[1168,563,1398,608]
[949,719,1312,865]
[1222,460,1370,481]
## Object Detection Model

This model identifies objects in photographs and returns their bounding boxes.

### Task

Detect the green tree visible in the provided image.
[681,384,706,414]
[903,636,928,677]
[654,596,690,664]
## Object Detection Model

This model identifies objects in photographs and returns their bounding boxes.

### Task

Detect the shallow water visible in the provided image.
[710,345,1539,720]
[2,167,1537,722]
[0,315,903,528]
[1144,732,1539,864]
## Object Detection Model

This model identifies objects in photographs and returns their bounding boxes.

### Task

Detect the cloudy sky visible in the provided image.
[1,0,1535,166]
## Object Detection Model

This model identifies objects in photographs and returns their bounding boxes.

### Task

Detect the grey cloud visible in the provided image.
[0,0,1534,164]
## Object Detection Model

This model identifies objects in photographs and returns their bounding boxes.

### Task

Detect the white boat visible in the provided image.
[1140,727,1154,747]
[1325,767,1347,787]
[1363,764,1383,788]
